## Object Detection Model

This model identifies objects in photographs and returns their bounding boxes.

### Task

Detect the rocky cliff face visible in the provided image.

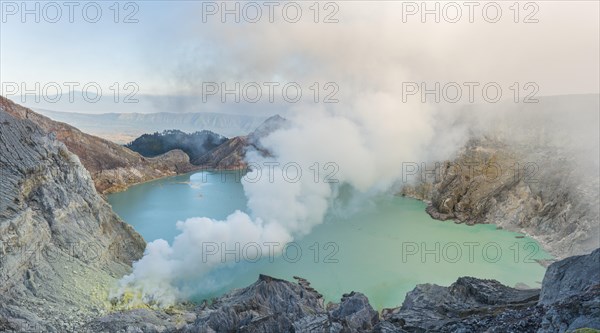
[194,115,287,170]
[383,277,542,332]
[0,108,146,332]
[382,248,599,333]
[540,248,600,305]
[0,97,198,194]
[87,249,599,332]
[193,135,249,169]
[401,138,599,259]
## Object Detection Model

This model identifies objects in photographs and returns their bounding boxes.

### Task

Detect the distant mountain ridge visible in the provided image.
[35,108,268,143]
[125,129,228,162]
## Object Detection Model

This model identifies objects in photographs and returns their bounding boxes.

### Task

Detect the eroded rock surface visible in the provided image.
[383,277,542,332]
[540,247,600,304]
[382,249,599,333]
[194,114,288,170]
[193,135,249,169]
[175,274,379,333]
[88,249,598,333]
[0,108,146,332]
[401,139,600,259]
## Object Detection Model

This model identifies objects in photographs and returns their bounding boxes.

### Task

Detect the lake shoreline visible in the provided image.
[108,172,551,310]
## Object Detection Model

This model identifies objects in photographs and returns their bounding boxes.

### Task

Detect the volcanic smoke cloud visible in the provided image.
[116,2,599,305]
[117,93,447,305]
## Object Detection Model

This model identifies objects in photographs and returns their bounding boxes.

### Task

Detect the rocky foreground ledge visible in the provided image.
[85,248,599,333]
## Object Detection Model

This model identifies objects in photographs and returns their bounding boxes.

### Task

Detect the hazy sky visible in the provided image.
[1,1,598,113]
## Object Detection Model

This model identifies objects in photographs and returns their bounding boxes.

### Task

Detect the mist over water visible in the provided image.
[111,1,599,306]
[109,171,551,309]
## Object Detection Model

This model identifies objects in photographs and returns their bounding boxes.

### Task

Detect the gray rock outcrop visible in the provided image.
[537,249,600,332]
[383,277,542,332]
[540,248,600,305]
[382,248,599,333]
[194,114,288,170]
[176,274,379,333]
[88,249,598,333]
[0,107,146,331]
[401,139,600,259]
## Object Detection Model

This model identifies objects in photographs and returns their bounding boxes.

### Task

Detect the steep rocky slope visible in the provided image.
[88,249,599,332]
[194,115,287,169]
[401,138,599,259]
[0,96,198,194]
[193,135,249,169]
[0,108,146,331]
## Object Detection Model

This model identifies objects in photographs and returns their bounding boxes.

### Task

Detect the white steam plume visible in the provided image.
[116,2,599,305]
[116,94,446,306]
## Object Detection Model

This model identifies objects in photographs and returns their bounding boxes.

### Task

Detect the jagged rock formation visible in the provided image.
[194,115,287,169]
[180,274,332,332]
[86,249,599,333]
[536,249,600,333]
[0,97,198,194]
[0,108,146,332]
[247,114,287,149]
[540,248,600,305]
[125,129,227,160]
[383,277,542,332]
[193,136,249,169]
[88,274,382,333]
[383,248,600,333]
[401,138,600,259]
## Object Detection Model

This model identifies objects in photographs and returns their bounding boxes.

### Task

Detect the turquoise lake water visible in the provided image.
[107,171,551,309]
